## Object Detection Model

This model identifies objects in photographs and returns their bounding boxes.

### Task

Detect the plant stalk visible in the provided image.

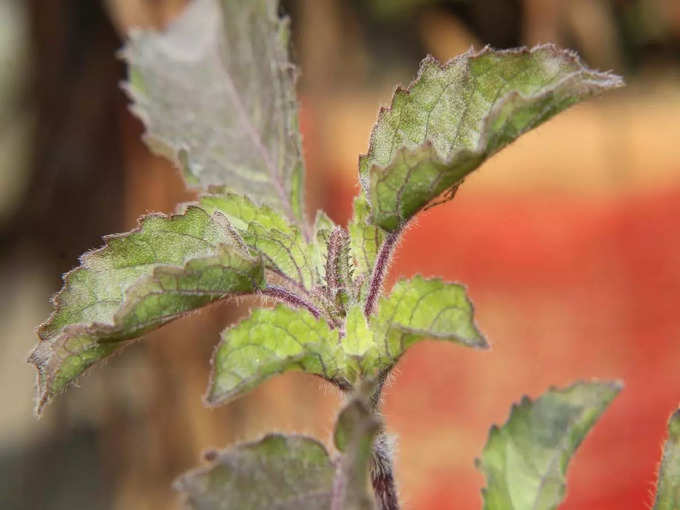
[371,432,400,510]
[260,286,321,318]
[364,230,401,317]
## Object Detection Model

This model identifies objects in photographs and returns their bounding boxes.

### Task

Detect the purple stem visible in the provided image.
[371,433,400,510]
[364,230,400,317]
[260,286,321,319]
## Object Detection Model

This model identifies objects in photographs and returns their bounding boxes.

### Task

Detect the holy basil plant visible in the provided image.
[28,0,677,509]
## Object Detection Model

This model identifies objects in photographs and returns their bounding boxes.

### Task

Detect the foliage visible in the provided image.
[28,0,677,509]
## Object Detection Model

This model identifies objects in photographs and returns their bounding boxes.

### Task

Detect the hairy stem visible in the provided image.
[260,286,321,318]
[364,230,400,317]
[371,432,400,510]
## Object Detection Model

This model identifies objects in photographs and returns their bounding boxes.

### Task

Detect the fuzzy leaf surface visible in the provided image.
[312,209,337,285]
[360,45,624,231]
[200,193,316,289]
[348,196,386,298]
[371,275,487,365]
[123,0,305,222]
[206,305,342,405]
[478,381,621,510]
[175,399,378,509]
[653,409,680,510]
[29,207,265,414]
[176,434,335,509]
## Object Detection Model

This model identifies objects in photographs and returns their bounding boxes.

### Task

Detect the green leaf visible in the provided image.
[207,275,488,405]
[175,434,336,510]
[348,196,386,297]
[359,45,624,231]
[311,209,337,286]
[477,380,621,510]
[28,207,265,414]
[122,0,305,223]
[175,398,378,510]
[200,193,315,289]
[372,275,487,362]
[206,305,343,405]
[344,305,374,358]
[653,409,680,510]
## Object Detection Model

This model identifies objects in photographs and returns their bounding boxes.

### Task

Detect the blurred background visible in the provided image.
[1,0,679,508]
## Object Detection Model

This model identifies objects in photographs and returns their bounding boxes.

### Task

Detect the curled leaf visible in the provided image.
[360,45,624,231]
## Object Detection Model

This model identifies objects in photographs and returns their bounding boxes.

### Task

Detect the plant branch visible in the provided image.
[259,286,321,319]
[364,229,401,317]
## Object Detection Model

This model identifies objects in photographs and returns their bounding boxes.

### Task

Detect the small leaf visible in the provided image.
[477,380,621,510]
[324,226,353,307]
[175,398,378,510]
[175,434,336,510]
[372,275,487,362]
[360,45,624,231]
[200,193,315,289]
[344,305,374,358]
[348,196,385,295]
[653,409,680,510]
[206,305,342,405]
[122,0,306,223]
[311,209,338,286]
[29,207,265,414]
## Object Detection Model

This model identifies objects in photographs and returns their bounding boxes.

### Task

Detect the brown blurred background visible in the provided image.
[1,0,679,508]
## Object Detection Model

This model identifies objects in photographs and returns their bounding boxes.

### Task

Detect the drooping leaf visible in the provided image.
[372,275,487,362]
[122,0,305,223]
[653,409,680,510]
[206,305,343,405]
[200,193,315,289]
[359,45,624,231]
[477,380,621,510]
[28,207,265,414]
[175,397,378,510]
[348,196,385,295]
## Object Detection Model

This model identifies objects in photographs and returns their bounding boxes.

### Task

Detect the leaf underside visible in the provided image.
[652,409,680,510]
[175,397,378,510]
[360,44,624,231]
[477,380,621,510]
[122,0,305,223]
[28,207,265,414]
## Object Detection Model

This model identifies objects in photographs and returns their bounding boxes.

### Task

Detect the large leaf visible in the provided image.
[122,0,305,223]
[29,207,265,414]
[359,45,624,231]
[206,305,343,405]
[175,398,378,510]
[653,409,680,510]
[477,381,621,510]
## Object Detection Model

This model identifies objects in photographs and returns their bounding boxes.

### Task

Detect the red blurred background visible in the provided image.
[1,1,679,509]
